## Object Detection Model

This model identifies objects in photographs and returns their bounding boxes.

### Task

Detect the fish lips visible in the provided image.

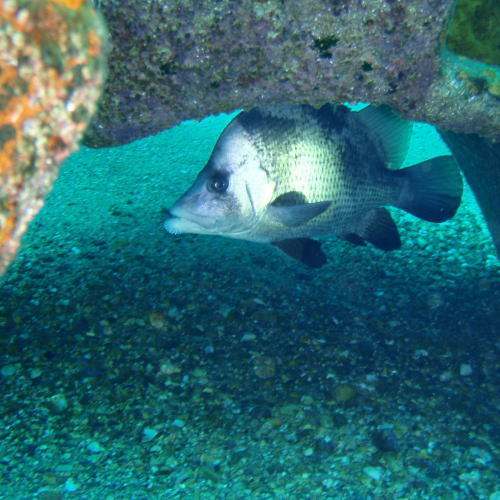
[164,206,217,235]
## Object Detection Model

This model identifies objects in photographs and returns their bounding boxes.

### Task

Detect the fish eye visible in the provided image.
[208,174,229,193]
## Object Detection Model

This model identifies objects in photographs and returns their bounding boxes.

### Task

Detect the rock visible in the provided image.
[241,333,257,342]
[159,360,181,375]
[87,440,105,453]
[440,371,453,382]
[253,355,276,379]
[470,447,493,465]
[0,0,107,274]
[149,311,167,329]
[29,368,43,379]
[171,418,185,428]
[446,0,499,65]
[438,130,500,257]
[84,0,499,148]
[459,470,481,483]
[332,384,357,404]
[143,428,159,442]
[372,427,401,453]
[48,394,68,413]
[363,465,384,481]
[460,363,473,376]
[1,364,17,377]
[63,478,79,492]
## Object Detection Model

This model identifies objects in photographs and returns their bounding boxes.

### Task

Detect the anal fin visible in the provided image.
[357,208,401,250]
[341,208,401,250]
[338,233,366,246]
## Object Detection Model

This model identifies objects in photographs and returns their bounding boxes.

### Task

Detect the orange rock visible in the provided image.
[0,0,108,273]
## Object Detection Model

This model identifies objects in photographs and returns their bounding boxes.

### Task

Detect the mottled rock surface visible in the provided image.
[84,0,500,147]
[0,0,107,273]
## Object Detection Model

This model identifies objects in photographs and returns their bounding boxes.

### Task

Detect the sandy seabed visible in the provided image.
[0,114,498,499]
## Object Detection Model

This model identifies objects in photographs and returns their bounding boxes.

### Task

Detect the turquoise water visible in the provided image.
[0,113,498,499]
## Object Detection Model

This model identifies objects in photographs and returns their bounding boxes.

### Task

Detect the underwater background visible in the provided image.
[0,113,498,499]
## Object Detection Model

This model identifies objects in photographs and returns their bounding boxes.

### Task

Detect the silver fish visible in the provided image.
[165,104,463,267]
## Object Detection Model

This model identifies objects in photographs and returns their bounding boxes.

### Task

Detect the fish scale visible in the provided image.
[240,106,399,239]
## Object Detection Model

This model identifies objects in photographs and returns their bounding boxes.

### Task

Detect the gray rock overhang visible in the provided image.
[83,0,500,148]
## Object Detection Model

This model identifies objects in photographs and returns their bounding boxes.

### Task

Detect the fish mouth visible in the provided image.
[164,206,217,234]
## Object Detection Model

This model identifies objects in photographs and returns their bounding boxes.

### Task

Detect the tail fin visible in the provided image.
[396,156,463,222]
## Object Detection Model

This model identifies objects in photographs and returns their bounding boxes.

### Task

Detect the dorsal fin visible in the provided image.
[356,105,412,169]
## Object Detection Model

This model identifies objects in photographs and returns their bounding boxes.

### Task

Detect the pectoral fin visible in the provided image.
[268,192,331,227]
[272,238,327,268]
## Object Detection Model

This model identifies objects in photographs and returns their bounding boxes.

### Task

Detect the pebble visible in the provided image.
[460,363,473,376]
[470,446,492,464]
[253,355,276,379]
[87,441,104,453]
[29,368,42,379]
[459,470,481,483]
[322,478,335,489]
[332,384,357,403]
[143,428,159,442]
[160,360,181,375]
[172,418,185,428]
[192,368,207,378]
[301,395,314,406]
[426,292,444,309]
[48,394,68,413]
[200,449,222,466]
[413,349,428,360]
[241,333,256,342]
[363,466,383,481]
[149,311,166,329]
[1,364,17,377]
[64,478,79,492]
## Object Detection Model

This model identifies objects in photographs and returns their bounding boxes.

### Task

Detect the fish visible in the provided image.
[165,104,463,267]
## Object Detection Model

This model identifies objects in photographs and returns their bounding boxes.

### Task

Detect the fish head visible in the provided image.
[164,119,275,238]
